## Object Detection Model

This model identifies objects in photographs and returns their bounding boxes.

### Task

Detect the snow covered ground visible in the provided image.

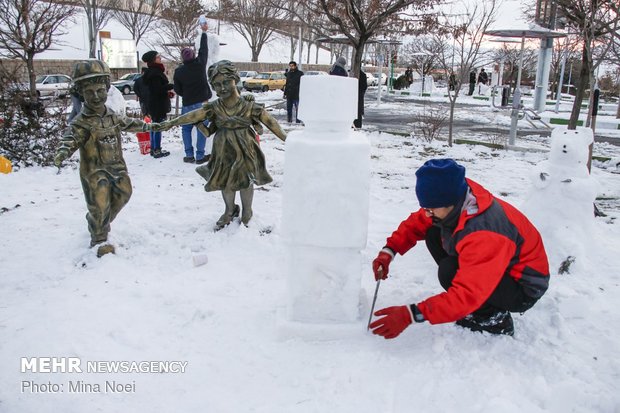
[1,95,620,412]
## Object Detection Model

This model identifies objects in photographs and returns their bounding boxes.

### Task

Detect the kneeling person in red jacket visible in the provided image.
[370,159,549,337]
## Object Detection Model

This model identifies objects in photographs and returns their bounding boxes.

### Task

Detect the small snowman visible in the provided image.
[521,127,599,274]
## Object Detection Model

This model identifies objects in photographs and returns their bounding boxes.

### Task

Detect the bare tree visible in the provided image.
[220,0,288,62]
[282,0,438,79]
[79,0,117,58]
[401,36,440,80]
[432,0,499,146]
[156,0,205,61]
[112,0,162,65]
[492,43,538,92]
[541,33,580,97]
[0,0,76,98]
[553,0,620,130]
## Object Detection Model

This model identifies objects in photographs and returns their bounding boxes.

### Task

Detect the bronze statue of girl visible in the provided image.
[155,60,287,229]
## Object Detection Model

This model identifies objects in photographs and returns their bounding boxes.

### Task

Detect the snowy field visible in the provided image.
[1,97,620,412]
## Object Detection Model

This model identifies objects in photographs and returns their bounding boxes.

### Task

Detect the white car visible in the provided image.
[238,70,258,90]
[366,72,378,86]
[34,74,72,98]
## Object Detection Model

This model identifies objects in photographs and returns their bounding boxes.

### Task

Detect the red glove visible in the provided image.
[372,251,392,281]
[370,306,412,339]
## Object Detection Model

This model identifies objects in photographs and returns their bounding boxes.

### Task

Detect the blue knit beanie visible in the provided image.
[415,159,467,208]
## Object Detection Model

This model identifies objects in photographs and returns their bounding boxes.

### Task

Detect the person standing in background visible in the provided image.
[329,57,348,77]
[173,20,213,164]
[353,70,367,129]
[133,67,149,118]
[468,69,476,96]
[142,50,173,158]
[477,68,489,94]
[283,61,303,124]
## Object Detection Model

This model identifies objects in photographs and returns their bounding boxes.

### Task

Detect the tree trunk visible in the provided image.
[350,42,365,79]
[616,89,619,119]
[88,4,97,59]
[251,46,259,62]
[315,42,319,64]
[26,54,37,100]
[448,100,455,146]
[568,45,590,130]
[289,35,295,61]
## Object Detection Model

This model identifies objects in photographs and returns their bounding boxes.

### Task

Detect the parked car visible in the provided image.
[366,72,378,86]
[244,72,286,92]
[112,73,141,95]
[28,74,72,98]
[238,70,258,82]
[237,70,258,91]
[304,70,329,76]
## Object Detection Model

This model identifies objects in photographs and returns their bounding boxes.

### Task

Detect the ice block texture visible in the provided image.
[286,246,362,322]
[282,130,370,249]
[298,76,358,134]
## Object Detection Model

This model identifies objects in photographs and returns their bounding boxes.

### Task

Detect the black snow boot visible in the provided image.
[456,310,514,336]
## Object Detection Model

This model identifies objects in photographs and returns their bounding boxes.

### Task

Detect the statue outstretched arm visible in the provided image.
[259,110,287,142]
[165,107,210,129]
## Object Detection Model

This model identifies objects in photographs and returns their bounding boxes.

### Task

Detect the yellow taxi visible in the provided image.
[243,72,286,92]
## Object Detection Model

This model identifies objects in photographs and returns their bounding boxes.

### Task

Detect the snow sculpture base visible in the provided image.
[276,290,369,341]
[286,246,362,322]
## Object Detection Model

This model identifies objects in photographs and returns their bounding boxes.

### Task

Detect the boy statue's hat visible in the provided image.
[72,60,111,83]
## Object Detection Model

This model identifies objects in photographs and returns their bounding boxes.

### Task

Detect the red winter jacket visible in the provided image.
[385,179,549,324]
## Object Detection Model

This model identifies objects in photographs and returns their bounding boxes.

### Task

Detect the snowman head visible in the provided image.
[548,127,593,168]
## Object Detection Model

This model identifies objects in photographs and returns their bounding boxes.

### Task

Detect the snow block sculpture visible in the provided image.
[282,75,370,324]
[521,127,599,274]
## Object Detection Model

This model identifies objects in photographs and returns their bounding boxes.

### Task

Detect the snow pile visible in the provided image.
[1,108,619,412]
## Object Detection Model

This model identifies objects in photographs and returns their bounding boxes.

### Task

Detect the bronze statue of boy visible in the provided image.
[54,60,154,257]
[154,60,287,230]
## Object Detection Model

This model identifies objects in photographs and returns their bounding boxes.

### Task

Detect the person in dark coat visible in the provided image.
[468,69,476,95]
[173,21,212,164]
[283,61,304,123]
[142,50,173,158]
[448,71,456,92]
[329,56,348,77]
[477,68,489,94]
[353,70,367,129]
[369,159,549,338]
[132,67,149,118]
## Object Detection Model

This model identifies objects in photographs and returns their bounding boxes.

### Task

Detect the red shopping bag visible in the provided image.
[136,116,151,155]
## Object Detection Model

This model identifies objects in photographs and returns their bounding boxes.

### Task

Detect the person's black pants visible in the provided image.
[425,226,537,316]
[468,82,475,95]
[286,97,300,123]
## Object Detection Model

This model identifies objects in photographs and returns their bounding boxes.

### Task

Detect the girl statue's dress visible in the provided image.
[196,98,272,192]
